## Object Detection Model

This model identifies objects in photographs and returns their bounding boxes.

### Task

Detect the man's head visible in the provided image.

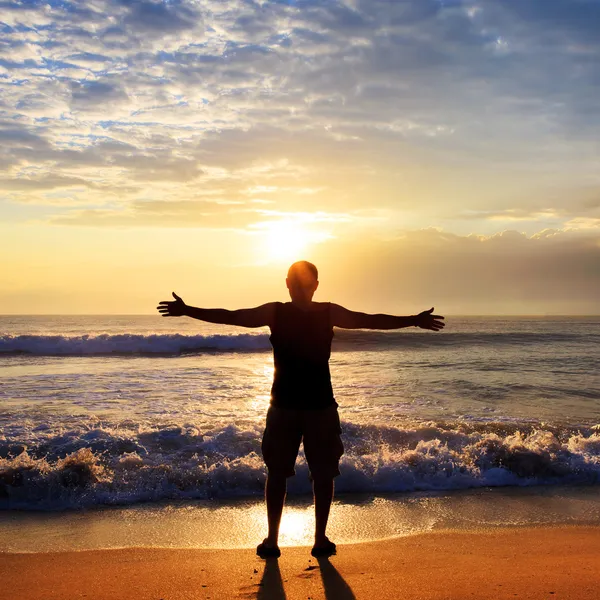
[286,260,319,302]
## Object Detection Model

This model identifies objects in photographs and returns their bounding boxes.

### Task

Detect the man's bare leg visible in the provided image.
[264,473,287,547]
[313,476,334,548]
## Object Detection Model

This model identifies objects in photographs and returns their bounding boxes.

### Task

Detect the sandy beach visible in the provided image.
[2,525,599,600]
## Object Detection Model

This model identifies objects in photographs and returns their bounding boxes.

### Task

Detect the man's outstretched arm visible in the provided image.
[330,304,445,331]
[157,293,275,328]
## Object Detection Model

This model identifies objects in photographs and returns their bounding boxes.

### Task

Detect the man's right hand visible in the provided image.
[414,307,445,331]
[157,292,187,317]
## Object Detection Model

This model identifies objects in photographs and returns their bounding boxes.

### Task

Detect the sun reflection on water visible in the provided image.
[243,502,315,547]
[278,509,315,546]
[248,357,273,415]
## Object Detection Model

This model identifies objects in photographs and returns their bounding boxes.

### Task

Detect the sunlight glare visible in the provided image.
[278,509,314,546]
[248,357,274,415]
[258,220,331,263]
[266,220,308,262]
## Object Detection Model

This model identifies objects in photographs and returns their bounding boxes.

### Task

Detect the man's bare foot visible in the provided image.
[311,537,336,557]
[257,538,281,558]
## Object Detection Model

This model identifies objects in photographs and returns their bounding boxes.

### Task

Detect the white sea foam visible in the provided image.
[1,420,599,510]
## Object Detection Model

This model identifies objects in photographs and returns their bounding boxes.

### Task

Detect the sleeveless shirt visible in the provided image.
[269,301,336,409]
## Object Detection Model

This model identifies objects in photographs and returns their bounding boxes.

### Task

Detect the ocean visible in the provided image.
[1,315,599,550]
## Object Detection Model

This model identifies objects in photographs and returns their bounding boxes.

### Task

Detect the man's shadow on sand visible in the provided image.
[255,556,356,600]
[317,557,356,600]
[256,559,286,600]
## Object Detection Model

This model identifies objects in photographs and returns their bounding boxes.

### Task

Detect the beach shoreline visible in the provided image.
[3,525,600,600]
[3,485,600,554]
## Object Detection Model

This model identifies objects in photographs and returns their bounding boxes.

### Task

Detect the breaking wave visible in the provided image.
[1,419,599,510]
[0,333,271,356]
[0,331,595,356]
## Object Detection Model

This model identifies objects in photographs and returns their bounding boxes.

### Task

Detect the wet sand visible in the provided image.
[2,525,599,599]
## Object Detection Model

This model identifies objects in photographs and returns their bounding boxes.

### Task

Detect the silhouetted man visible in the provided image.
[157,260,444,558]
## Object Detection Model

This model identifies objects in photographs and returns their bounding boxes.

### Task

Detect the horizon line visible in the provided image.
[1,313,599,318]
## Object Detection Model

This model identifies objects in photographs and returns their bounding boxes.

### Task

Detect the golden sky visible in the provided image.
[1,0,599,314]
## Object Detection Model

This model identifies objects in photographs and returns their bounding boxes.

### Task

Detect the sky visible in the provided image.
[1,0,599,315]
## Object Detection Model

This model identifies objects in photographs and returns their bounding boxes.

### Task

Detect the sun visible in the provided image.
[265,220,308,261]
[258,220,326,263]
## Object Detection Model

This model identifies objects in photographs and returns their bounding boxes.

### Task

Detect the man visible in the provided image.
[157,260,444,558]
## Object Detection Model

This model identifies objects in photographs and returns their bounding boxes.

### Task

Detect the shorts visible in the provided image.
[261,405,344,479]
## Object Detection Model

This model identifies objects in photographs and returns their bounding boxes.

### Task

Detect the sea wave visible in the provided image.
[1,419,599,510]
[0,333,271,356]
[0,331,594,356]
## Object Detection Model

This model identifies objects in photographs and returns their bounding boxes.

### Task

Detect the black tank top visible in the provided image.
[269,301,336,409]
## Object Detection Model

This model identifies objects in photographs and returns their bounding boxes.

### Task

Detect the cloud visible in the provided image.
[0,120,50,148]
[0,175,92,191]
[46,199,353,230]
[456,196,600,228]
[47,199,262,228]
[564,217,600,230]
[121,0,202,33]
[70,80,129,110]
[0,0,599,240]
[313,226,600,315]
[495,0,600,44]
